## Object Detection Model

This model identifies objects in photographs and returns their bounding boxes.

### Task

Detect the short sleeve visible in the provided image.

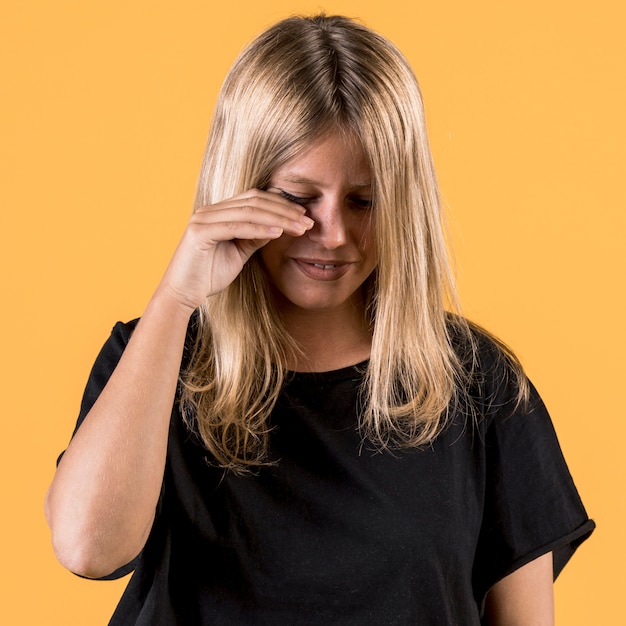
[473,376,595,603]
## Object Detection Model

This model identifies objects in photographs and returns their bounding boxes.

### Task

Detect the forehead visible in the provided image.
[271,132,371,188]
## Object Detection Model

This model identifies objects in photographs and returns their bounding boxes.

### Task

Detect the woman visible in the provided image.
[45,14,594,625]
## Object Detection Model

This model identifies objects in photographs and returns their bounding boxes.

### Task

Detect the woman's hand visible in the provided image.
[158,189,314,313]
[45,189,313,578]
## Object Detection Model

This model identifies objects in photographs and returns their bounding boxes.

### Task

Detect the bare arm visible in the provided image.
[483,552,554,626]
[45,191,313,578]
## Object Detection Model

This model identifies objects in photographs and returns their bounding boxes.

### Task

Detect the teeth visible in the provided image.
[313,263,336,269]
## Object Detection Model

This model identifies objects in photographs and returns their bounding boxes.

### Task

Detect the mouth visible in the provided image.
[293,258,352,281]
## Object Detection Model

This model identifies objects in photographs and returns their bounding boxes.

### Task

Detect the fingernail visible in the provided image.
[301,216,315,229]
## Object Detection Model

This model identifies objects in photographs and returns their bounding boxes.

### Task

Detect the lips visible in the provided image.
[293,258,353,281]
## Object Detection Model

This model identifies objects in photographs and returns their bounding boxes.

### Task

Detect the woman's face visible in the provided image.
[260,132,377,317]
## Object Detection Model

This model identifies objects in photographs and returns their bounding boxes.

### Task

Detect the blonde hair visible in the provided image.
[182,14,527,470]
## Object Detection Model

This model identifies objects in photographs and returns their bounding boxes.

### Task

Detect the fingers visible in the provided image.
[158,189,314,309]
[193,190,314,242]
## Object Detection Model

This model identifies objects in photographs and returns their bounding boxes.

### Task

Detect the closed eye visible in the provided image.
[350,197,373,210]
[277,189,312,207]
[276,188,372,210]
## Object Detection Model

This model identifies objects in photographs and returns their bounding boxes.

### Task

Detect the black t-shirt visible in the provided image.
[69,320,594,625]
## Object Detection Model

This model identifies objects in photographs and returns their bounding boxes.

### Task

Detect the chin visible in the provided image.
[272,285,366,315]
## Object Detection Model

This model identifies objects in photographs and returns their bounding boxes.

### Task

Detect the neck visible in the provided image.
[279,304,372,373]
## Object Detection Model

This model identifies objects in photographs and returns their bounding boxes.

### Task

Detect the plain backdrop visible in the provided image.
[1,1,624,623]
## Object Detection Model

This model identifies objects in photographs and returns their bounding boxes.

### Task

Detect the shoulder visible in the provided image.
[446,314,520,371]
[446,314,531,420]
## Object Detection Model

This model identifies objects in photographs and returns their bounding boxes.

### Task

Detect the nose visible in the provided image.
[306,197,348,249]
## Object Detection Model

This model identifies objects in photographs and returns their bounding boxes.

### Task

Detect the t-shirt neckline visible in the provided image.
[286,360,369,383]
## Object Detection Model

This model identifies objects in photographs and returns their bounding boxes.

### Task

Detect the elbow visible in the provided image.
[48,518,121,579]
[51,537,113,579]
[49,526,138,579]
[45,490,136,579]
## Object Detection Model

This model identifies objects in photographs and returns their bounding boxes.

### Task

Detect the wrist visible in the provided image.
[146,284,199,325]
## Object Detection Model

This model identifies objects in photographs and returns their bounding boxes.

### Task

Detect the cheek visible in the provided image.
[259,234,293,269]
[357,219,377,259]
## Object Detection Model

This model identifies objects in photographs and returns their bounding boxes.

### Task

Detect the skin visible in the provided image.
[45,189,313,577]
[45,132,554,623]
[261,132,377,371]
[485,552,555,625]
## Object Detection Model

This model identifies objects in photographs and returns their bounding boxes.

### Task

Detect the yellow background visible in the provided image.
[2,0,623,623]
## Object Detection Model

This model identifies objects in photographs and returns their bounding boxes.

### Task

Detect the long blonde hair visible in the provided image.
[182,14,526,471]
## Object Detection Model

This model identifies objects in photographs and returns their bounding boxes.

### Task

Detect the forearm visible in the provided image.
[45,189,311,578]
[45,289,192,578]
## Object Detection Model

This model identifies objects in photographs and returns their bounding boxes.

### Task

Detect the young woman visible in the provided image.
[45,14,594,625]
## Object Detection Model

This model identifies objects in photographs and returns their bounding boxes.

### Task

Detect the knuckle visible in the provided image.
[188,221,209,236]
[239,203,255,215]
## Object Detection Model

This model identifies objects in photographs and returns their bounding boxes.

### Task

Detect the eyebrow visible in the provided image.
[278,175,372,189]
